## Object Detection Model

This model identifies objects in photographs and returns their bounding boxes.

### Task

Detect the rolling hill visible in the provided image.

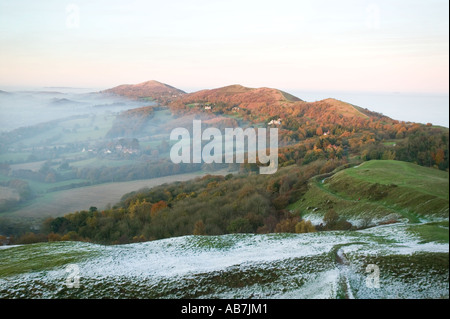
[0,223,448,299]
[102,81,387,126]
[289,160,449,226]
[175,84,302,108]
[101,80,186,103]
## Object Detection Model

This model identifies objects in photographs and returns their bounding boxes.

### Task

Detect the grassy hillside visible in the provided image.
[0,222,447,299]
[289,160,449,225]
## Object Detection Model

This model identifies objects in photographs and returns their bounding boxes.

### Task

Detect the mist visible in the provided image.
[0,88,240,221]
[0,88,149,132]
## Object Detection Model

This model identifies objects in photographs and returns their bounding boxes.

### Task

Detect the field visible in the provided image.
[289,160,449,225]
[0,221,447,299]
[6,170,220,218]
[0,101,205,217]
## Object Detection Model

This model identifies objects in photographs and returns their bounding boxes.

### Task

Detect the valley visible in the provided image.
[0,80,448,299]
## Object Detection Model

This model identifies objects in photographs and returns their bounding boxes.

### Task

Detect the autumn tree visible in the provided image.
[323,209,339,230]
[295,220,316,233]
[150,200,168,217]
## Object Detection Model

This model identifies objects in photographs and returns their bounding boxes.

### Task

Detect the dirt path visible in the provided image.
[335,247,355,299]
[330,242,367,299]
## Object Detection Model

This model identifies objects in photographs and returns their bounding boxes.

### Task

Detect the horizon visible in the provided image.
[0,0,448,93]
[1,0,449,127]
[1,80,449,128]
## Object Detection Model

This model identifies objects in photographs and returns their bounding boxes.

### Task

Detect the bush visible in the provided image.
[275,216,300,233]
[295,220,316,233]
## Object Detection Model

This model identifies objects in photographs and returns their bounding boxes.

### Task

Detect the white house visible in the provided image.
[268,118,282,125]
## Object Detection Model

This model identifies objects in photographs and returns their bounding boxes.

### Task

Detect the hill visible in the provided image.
[0,224,448,298]
[289,160,449,226]
[167,83,397,132]
[101,81,403,129]
[101,80,186,103]
[178,84,302,106]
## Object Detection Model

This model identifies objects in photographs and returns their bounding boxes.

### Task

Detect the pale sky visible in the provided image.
[0,0,448,93]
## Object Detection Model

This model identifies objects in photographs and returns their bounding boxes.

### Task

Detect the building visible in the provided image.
[268,118,282,125]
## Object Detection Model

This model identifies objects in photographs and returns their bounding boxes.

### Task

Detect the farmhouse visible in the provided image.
[268,118,282,125]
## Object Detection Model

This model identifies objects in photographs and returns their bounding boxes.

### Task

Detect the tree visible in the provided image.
[274,217,300,233]
[295,220,316,233]
[193,220,206,235]
[316,127,324,136]
[151,200,168,217]
[227,218,253,233]
[323,209,339,230]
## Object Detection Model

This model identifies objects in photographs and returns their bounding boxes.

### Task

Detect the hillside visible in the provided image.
[289,160,449,226]
[163,83,403,138]
[100,81,411,130]
[177,84,302,107]
[101,80,186,103]
[0,224,448,299]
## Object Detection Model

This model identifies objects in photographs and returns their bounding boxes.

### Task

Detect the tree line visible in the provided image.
[6,158,357,245]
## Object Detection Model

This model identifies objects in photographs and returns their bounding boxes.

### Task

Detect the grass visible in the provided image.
[0,223,447,298]
[407,221,449,244]
[344,160,448,199]
[289,160,449,223]
[0,152,31,164]
[0,242,98,277]
[69,157,136,168]
[26,178,89,194]
[184,234,240,250]
[350,251,449,281]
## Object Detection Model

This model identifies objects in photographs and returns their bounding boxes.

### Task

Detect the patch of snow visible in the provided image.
[0,244,22,250]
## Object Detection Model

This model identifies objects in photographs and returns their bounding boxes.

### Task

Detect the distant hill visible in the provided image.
[172,84,302,110]
[101,81,392,124]
[165,83,395,127]
[49,98,86,106]
[101,80,186,103]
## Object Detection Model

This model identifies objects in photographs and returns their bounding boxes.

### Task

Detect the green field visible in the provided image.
[289,160,449,225]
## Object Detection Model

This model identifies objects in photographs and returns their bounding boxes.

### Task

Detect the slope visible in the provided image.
[289,160,449,225]
[101,80,186,102]
[0,224,447,299]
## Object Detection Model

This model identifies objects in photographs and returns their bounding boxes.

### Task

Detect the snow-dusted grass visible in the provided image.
[0,222,448,299]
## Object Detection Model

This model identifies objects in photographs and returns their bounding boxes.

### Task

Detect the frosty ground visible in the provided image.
[0,221,448,299]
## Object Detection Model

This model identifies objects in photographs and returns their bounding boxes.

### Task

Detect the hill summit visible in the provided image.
[101,80,186,102]
[178,84,303,108]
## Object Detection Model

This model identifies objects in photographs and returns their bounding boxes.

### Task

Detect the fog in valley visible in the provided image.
[0,89,149,132]
[0,88,184,226]
[0,88,244,229]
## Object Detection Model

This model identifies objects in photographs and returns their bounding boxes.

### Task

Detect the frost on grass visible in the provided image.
[0,223,448,299]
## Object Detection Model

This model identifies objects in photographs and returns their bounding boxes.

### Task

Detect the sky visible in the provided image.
[0,0,448,94]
